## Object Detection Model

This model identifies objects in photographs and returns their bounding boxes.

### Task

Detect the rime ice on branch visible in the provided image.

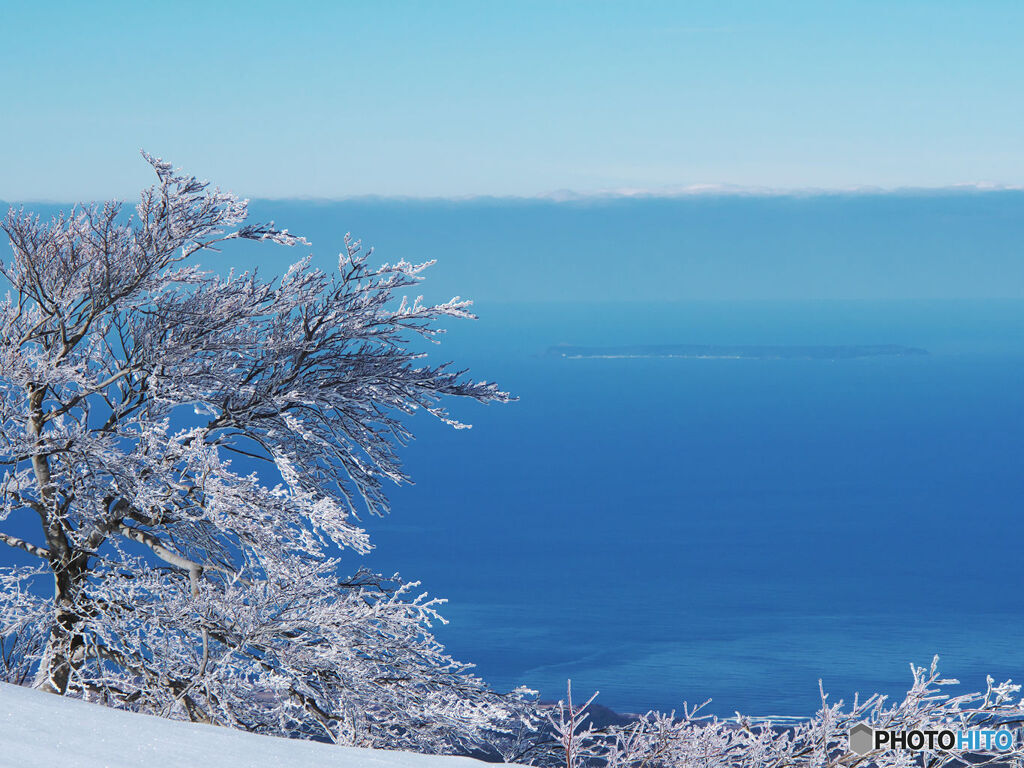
[0,153,530,751]
[508,661,1024,768]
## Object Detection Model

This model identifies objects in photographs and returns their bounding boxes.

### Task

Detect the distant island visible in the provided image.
[545,344,928,360]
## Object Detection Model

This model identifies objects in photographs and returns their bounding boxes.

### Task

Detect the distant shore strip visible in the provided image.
[545,344,928,360]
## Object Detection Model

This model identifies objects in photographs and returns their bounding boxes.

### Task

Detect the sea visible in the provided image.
[5,192,1024,718]
[354,298,1024,718]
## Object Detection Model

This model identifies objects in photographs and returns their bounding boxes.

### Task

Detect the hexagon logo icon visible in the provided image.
[849,723,874,755]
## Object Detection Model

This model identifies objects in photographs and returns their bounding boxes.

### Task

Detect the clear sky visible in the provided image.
[2,1,1022,200]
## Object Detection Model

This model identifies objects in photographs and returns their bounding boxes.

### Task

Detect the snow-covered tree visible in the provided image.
[0,154,530,750]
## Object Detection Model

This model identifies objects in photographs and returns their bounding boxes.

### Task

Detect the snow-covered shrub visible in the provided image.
[506,658,1024,768]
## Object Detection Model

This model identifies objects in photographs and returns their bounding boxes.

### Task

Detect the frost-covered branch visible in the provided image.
[0,532,49,559]
[547,681,601,768]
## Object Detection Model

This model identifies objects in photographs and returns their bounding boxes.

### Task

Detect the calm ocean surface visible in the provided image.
[6,195,1023,718]
[360,300,1024,717]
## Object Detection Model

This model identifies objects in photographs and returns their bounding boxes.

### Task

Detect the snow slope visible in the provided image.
[0,682,516,768]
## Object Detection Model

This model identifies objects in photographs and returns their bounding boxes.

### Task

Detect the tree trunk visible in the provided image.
[35,562,87,694]
[26,384,87,694]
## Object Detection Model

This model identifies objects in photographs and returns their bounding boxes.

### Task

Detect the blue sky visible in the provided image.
[2,1,1022,199]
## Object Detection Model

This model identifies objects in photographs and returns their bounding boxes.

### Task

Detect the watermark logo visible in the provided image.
[848,723,874,755]
[848,724,1015,755]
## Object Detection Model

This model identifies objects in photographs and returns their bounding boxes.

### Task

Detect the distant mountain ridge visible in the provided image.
[545,344,928,360]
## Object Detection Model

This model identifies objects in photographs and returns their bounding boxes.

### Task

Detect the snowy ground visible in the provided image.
[0,682,516,768]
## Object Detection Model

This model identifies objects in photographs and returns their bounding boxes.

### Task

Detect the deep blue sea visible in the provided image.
[5,194,1023,719]
[359,299,1024,718]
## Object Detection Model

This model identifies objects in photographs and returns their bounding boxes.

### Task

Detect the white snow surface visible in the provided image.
[0,682,517,768]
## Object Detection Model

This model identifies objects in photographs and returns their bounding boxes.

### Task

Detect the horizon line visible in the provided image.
[4,181,1024,207]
